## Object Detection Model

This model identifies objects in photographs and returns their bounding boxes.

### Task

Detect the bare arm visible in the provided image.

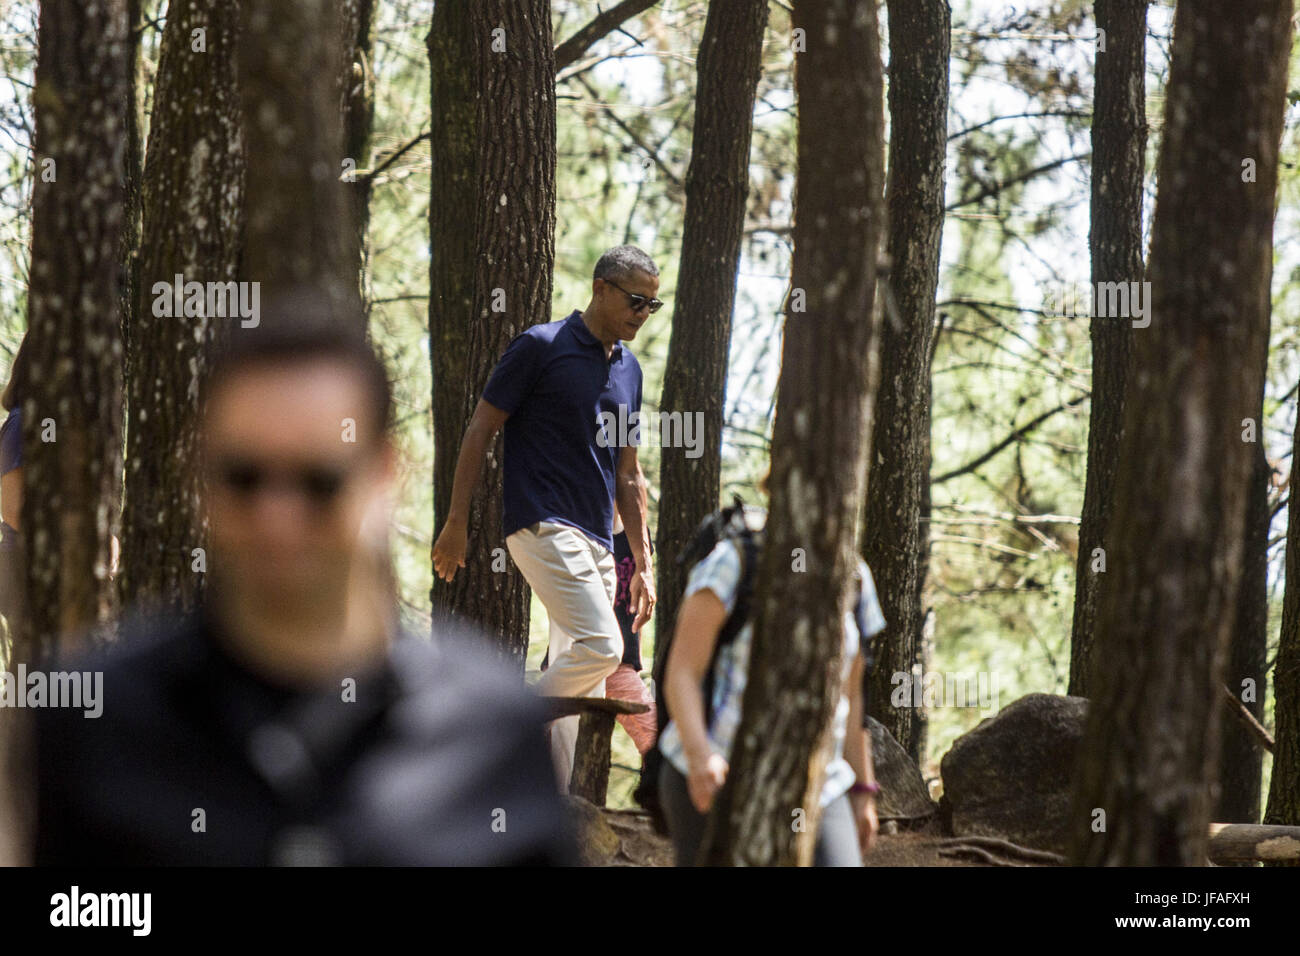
[432,399,510,582]
[615,444,655,631]
[1,467,20,530]
[844,652,879,855]
[664,588,731,811]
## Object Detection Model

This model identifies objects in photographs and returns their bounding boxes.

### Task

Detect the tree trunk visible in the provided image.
[119,0,244,618]
[238,0,360,320]
[700,0,885,866]
[429,1,555,667]
[18,0,130,665]
[1266,430,1300,828]
[339,0,375,312]
[653,0,769,701]
[120,0,143,359]
[1266,353,1300,827]
[1067,0,1147,698]
[862,0,949,764]
[1217,439,1269,825]
[1068,0,1291,866]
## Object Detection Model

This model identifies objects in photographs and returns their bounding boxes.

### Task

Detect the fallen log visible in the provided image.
[1208,824,1300,864]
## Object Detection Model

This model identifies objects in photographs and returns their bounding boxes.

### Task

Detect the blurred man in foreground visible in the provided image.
[32,299,573,865]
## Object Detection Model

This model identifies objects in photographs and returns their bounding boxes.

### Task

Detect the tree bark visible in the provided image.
[18,0,130,664]
[238,0,361,321]
[1068,0,1291,866]
[339,0,375,312]
[1269,457,1300,833]
[429,1,556,667]
[1217,439,1269,823]
[120,0,143,358]
[700,0,885,866]
[1068,0,1146,698]
[862,0,949,764]
[653,0,769,705]
[1266,292,1300,831]
[119,0,244,618]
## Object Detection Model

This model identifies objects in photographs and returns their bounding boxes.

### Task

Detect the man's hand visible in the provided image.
[432,516,468,582]
[629,565,656,632]
[850,790,879,857]
[433,401,509,583]
[686,752,729,813]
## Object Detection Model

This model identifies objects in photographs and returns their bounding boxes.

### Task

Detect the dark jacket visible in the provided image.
[34,607,576,866]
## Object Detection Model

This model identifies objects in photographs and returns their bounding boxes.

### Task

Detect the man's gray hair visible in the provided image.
[593,245,659,283]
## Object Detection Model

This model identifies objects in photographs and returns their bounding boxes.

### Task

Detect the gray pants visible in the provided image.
[659,760,862,866]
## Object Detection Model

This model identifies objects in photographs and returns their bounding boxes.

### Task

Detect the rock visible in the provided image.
[868,716,937,822]
[939,693,1088,853]
[563,795,673,866]
[564,795,621,865]
[605,811,674,867]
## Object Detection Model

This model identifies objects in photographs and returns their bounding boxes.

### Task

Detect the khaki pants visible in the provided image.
[507,520,622,790]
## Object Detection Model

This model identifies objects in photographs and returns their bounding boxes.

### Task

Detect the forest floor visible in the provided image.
[867,828,988,866]
[865,818,1063,867]
[587,805,1060,866]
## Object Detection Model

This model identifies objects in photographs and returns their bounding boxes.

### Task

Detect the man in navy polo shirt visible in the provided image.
[433,245,660,788]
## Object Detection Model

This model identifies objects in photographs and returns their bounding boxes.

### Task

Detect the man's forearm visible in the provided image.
[446,424,492,524]
[616,477,651,568]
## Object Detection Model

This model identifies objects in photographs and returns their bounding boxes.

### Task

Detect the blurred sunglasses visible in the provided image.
[604,278,664,314]
[209,455,358,508]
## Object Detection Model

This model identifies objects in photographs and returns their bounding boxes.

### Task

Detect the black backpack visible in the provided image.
[633,496,879,831]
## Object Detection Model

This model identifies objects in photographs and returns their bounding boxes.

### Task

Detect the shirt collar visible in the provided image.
[567,310,623,360]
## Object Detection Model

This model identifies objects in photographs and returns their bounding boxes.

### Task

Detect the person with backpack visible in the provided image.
[651,474,885,866]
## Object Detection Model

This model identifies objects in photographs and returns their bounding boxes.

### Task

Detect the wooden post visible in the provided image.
[543,697,650,807]
[570,710,617,806]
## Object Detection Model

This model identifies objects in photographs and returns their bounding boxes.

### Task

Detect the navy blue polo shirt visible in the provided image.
[481,310,642,553]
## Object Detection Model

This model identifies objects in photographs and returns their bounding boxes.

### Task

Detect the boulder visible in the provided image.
[939,693,1088,853]
[868,716,937,822]
[564,795,673,866]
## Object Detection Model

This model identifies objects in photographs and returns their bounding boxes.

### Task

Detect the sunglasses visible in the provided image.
[604,278,664,314]
[209,455,359,508]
